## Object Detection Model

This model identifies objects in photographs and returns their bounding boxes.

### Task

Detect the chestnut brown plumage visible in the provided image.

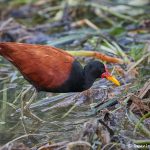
[0,42,120,93]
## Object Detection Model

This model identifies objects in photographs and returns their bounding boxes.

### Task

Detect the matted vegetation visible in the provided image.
[0,0,150,149]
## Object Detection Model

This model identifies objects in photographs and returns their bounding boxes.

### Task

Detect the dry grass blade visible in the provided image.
[1,134,49,150]
[0,84,7,126]
[66,141,92,150]
[84,2,137,22]
[126,109,150,138]
[62,104,77,118]
[127,52,150,73]
[71,19,99,30]
[135,112,150,132]
[67,50,123,64]
[0,18,14,32]
[133,139,150,146]
[102,39,130,63]
[112,41,130,63]
[30,93,74,109]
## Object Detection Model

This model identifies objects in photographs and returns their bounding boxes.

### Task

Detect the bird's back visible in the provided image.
[0,42,75,91]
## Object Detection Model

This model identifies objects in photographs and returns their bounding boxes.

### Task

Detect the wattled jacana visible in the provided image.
[0,42,120,92]
[0,42,120,121]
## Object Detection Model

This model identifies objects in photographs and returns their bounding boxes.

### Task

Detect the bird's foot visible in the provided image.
[23,108,45,123]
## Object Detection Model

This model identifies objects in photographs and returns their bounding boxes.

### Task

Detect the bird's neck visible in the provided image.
[83,73,96,90]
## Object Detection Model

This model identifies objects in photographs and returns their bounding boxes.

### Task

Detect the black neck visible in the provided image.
[82,71,96,90]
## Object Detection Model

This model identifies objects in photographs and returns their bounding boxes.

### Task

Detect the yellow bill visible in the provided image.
[106,75,120,86]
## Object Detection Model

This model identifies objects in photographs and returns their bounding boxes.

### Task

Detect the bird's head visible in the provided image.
[85,61,120,86]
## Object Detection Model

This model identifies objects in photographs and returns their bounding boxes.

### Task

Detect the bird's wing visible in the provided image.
[0,42,75,89]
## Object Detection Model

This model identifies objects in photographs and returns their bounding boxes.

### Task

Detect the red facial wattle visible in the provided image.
[101,65,120,86]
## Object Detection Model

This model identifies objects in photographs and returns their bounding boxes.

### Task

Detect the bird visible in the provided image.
[0,42,120,93]
[0,42,120,122]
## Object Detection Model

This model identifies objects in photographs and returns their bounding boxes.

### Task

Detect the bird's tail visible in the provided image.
[0,42,8,54]
[0,42,14,61]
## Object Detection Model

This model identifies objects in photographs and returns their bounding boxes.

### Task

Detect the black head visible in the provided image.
[84,60,106,79]
[82,60,106,90]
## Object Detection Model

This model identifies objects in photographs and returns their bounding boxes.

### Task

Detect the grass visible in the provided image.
[0,0,150,149]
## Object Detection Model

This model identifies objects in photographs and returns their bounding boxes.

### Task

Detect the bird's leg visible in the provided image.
[21,86,44,123]
[24,88,36,110]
